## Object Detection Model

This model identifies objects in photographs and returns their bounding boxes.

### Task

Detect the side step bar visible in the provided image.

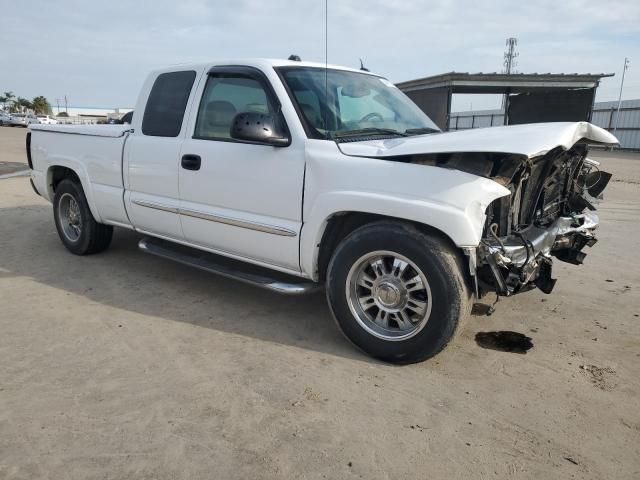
[138,237,322,295]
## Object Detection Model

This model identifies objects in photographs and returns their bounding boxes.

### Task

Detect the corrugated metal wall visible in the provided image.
[449,99,640,150]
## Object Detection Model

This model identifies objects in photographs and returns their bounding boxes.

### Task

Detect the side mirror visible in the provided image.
[230,112,290,147]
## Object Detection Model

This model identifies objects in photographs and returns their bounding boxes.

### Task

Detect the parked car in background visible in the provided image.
[9,114,38,127]
[0,111,11,126]
[120,110,133,124]
[107,111,133,125]
[36,115,58,125]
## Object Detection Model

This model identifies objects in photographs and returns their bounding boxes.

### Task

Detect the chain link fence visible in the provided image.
[449,99,640,150]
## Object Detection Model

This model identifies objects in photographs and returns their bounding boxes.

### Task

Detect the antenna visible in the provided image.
[503,37,519,74]
[501,37,519,113]
[324,0,329,139]
[359,58,369,72]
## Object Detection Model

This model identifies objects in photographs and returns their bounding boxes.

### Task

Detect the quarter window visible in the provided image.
[142,71,196,137]
[194,74,275,140]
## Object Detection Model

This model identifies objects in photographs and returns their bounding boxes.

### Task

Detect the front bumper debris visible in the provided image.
[478,212,600,296]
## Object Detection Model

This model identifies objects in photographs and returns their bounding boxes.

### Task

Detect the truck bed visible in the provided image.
[29,124,132,228]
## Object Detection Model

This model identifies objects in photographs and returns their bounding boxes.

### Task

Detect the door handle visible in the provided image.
[181,154,201,171]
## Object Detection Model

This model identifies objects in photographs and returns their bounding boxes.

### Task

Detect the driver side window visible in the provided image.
[194,74,275,140]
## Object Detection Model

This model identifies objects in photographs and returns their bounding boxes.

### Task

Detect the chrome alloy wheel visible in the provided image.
[345,251,432,341]
[58,193,82,242]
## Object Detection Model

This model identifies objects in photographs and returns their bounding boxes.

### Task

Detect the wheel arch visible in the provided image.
[309,210,464,283]
[46,164,103,223]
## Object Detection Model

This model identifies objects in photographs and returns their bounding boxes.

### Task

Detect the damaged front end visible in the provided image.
[474,145,611,297]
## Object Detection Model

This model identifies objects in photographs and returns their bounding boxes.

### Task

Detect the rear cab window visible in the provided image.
[142,71,197,137]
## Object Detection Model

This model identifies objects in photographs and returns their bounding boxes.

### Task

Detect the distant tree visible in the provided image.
[16,97,33,112]
[57,111,69,117]
[3,91,16,111]
[32,96,52,115]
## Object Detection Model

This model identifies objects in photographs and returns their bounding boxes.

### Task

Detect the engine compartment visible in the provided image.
[465,145,611,297]
[386,144,612,297]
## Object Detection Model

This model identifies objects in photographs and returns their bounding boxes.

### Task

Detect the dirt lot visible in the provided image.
[1,126,639,479]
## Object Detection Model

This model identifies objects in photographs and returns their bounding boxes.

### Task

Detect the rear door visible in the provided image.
[178,66,305,272]
[125,69,200,239]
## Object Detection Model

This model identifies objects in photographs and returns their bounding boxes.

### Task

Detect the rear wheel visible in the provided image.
[53,179,113,255]
[326,221,469,364]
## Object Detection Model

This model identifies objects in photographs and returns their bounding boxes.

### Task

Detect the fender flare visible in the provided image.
[46,159,103,223]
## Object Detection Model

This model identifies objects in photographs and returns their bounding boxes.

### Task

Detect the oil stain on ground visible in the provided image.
[475,331,534,354]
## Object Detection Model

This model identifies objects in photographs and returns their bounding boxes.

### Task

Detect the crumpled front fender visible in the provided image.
[300,141,511,279]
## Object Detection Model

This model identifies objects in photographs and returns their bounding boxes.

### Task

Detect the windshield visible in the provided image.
[277,67,440,140]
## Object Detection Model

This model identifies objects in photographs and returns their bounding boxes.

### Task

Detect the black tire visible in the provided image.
[53,178,113,255]
[326,221,470,364]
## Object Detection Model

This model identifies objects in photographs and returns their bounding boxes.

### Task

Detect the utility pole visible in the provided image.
[501,37,519,117]
[64,95,68,114]
[55,98,61,115]
[612,57,630,141]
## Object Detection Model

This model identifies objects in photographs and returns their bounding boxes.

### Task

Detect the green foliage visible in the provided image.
[57,112,69,117]
[0,92,53,114]
[3,91,16,111]
[32,96,52,115]
[16,97,32,112]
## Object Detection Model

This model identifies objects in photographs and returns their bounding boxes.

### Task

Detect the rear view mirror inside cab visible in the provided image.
[341,84,371,98]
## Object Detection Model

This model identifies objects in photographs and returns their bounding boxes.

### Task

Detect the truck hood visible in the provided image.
[337,122,618,159]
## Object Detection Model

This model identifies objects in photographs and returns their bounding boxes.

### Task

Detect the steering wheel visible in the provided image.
[360,112,384,123]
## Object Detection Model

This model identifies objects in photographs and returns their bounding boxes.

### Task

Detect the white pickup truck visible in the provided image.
[28,58,616,363]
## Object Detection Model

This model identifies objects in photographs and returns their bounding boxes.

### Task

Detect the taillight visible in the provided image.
[26,131,33,169]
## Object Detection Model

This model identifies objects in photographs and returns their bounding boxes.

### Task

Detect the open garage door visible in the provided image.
[508,89,595,125]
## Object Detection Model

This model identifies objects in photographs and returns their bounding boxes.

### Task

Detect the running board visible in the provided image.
[138,237,321,295]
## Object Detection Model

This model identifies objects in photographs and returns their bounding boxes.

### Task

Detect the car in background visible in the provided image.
[36,115,58,125]
[9,114,38,127]
[0,111,11,126]
[107,111,134,125]
[120,111,133,124]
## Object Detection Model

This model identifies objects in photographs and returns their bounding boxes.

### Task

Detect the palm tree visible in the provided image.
[3,91,15,111]
[16,97,33,113]
[32,96,52,115]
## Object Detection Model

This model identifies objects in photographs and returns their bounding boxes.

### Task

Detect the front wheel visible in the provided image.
[326,221,470,364]
[53,178,113,255]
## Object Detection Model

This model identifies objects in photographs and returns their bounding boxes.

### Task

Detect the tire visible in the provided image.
[53,178,113,255]
[326,221,470,364]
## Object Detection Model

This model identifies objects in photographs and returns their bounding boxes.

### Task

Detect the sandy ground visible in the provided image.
[1,126,639,479]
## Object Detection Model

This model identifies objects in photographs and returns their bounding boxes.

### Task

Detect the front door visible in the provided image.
[178,67,304,272]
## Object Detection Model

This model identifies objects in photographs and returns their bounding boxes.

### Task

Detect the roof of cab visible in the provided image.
[149,58,382,77]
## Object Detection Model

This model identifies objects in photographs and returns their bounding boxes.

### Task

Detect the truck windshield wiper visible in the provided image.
[405,127,440,135]
[331,127,408,139]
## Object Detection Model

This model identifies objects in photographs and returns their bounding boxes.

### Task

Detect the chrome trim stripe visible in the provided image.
[132,199,297,237]
[179,208,298,237]
[132,199,179,214]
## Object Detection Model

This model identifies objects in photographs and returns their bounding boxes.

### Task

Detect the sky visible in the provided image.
[1,0,638,112]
